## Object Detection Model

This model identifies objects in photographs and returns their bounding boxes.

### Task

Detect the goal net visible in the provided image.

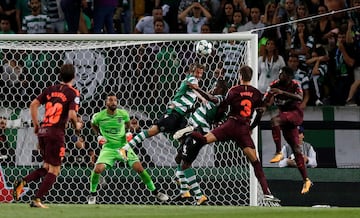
[0,34,271,206]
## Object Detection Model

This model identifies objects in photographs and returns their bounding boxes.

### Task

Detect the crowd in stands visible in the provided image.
[0,0,359,107]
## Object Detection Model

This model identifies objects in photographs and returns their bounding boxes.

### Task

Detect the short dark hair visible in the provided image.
[59,64,75,83]
[107,92,117,98]
[239,65,253,82]
[280,66,294,77]
[216,79,229,95]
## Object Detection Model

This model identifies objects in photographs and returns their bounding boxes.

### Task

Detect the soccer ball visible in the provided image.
[195,40,213,56]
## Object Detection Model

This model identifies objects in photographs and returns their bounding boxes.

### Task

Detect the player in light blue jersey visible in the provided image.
[88,93,168,204]
[173,79,228,205]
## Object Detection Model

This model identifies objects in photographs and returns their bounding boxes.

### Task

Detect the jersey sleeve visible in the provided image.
[123,110,130,123]
[91,112,100,126]
[68,89,80,112]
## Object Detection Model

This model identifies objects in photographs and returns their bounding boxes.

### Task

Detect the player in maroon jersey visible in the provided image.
[191,65,279,202]
[13,64,82,208]
[264,66,312,194]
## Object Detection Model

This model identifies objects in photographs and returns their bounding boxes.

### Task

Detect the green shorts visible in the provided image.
[96,146,140,168]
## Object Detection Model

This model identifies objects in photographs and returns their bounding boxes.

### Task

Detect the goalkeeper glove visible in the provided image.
[97,135,107,145]
[126,132,133,142]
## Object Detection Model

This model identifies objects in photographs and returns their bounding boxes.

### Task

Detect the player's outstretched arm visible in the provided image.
[187,82,219,104]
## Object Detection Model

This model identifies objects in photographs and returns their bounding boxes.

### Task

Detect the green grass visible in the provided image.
[1,204,360,218]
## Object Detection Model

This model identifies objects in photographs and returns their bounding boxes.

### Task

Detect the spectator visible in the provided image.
[0,0,17,33]
[153,18,165,33]
[213,2,234,33]
[178,0,211,15]
[261,1,279,27]
[288,54,310,109]
[0,15,15,34]
[290,21,315,71]
[134,6,170,34]
[258,38,286,93]
[311,4,337,51]
[277,0,297,52]
[217,27,246,86]
[305,45,329,106]
[114,0,131,34]
[324,0,348,28]
[200,23,211,33]
[287,1,309,42]
[0,51,26,108]
[279,126,317,168]
[16,0,31,34]
[231,0,249,18]
[328,28,357,105]
[345,0,360,106]
[42,0,66,33]
[222,10,245,33]
[239,5,265,39]
[21,0,52,34]
[60,0,87,33]
[93,0,118,34]
[178,2,212,34]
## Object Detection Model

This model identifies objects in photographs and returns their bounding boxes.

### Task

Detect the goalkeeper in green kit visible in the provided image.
[88,93,169,204]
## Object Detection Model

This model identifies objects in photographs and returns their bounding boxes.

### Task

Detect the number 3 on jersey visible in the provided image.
[240,99,252,117]
[43,102,63,126]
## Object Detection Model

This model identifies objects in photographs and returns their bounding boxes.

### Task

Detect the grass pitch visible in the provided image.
[1,204,360,218]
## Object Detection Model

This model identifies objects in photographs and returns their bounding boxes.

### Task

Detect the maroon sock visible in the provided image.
[252,160,271,195]
[294,152,308,180]
[35,173,57,199]
[24,168,48,184]
[272,126,282,153]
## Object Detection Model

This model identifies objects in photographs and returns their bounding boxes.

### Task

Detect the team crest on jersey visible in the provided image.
[118,117,122,123]
[74,96,80,104]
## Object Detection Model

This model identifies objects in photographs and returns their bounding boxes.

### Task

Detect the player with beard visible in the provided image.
[264,66,312,194]
[88,93,169,204]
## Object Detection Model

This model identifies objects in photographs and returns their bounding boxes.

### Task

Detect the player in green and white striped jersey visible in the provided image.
[173,79,228,205]
[121,63,206,153]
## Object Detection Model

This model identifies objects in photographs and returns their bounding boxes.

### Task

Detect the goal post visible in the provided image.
[0,33,266,206]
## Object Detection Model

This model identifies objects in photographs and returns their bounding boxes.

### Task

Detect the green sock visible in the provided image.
[90,171,100,193]
[184,168,202,198]
[128,130,149,147]
[139,170,155,191]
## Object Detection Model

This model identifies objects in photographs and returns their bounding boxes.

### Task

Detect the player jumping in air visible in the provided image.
[190,65,280,202]
[173,79,228,205]
[263,66,312,194]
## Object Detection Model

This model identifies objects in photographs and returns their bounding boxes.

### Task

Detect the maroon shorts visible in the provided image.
[38,127,65,166]
[211,118,254,149]
[278,108,303,126]
[278,109,303,146]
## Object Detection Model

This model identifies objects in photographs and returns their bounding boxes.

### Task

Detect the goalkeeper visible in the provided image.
[88,93,169,204]
[172,79,228,206]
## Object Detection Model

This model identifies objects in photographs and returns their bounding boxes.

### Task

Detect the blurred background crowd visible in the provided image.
[0,0,359,107]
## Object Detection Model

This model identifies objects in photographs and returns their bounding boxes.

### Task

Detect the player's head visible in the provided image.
[298,125,305,143]
[212,79,228,96]
[106,93,118,112]
[0,116,7,130]
[287,54,299,70]
[191,63,205,79]
[279,66,294,84]
[59,64,75,83]
[239,65,253,82]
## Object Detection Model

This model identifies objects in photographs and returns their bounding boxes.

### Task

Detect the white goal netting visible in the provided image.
[0,34,274,206]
